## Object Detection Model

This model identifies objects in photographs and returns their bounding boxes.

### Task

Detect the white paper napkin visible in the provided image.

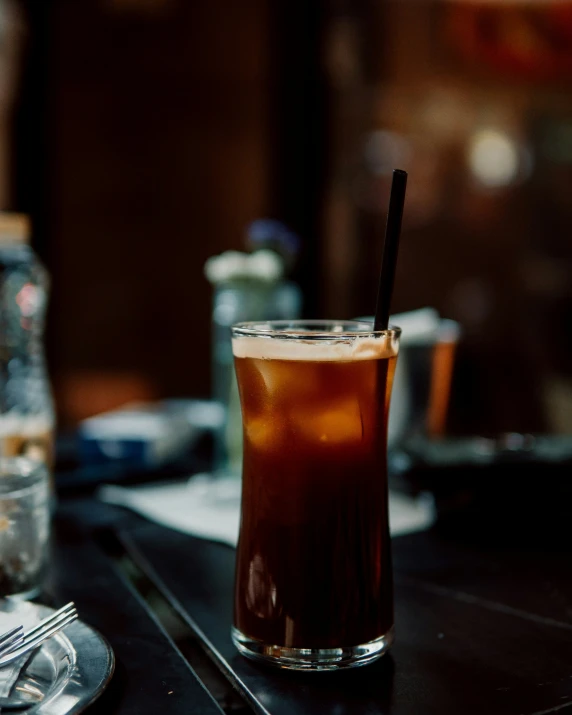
[0,600,40,699]
[98,474,435,546]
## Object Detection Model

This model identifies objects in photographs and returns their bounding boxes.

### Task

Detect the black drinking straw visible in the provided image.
[373,169,408,331]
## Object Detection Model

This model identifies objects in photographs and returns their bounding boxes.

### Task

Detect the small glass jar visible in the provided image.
[0,457,50,599]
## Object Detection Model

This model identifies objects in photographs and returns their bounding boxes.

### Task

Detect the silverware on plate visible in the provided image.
[0,600,113,713]
[0,602,78,668]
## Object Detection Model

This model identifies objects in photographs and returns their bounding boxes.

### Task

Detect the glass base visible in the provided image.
[231,625,394,671]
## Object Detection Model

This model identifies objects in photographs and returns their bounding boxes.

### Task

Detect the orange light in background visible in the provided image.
[446,2,572,80]
[58,371,158,424]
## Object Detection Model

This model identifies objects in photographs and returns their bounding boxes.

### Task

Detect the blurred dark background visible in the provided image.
[5,0,572,436]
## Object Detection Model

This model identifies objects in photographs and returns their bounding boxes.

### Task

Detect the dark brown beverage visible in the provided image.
[231,323,399,669]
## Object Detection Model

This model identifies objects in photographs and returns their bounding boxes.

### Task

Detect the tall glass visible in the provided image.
[231,320,400,670]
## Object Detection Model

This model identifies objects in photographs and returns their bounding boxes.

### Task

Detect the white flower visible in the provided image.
[204,251,250,284]
[246,250,283,282]
[204,249,284,284]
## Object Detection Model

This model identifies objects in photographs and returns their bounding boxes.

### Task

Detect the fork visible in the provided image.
[0,602,78,668]
[0,626,24,658]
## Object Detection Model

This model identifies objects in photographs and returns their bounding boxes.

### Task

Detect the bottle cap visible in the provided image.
[0,213,30,244]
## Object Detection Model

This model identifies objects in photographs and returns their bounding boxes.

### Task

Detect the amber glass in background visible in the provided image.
[231,320,400,670]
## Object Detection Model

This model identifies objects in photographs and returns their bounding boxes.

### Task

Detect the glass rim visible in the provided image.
[231,319,401,340]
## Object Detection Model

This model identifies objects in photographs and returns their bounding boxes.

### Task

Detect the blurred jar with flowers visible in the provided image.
[205,220,302,477]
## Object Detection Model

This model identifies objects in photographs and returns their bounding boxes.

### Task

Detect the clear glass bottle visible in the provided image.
[212,277,302,476]
[206,220,303,478]
[0,214,55,485]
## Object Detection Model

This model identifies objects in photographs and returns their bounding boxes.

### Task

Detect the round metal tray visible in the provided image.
[0,601,114,713]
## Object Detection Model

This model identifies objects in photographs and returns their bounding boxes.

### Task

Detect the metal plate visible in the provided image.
[0,602,114,713]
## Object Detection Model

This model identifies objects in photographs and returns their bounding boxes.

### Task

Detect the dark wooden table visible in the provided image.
[50,493,572,715]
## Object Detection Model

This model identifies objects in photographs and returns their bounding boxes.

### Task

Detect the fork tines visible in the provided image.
[0,626,23,657]
[0,601,78,666]
[21,602,77,645]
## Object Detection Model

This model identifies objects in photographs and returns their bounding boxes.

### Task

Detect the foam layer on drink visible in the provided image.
[232,335,398,361]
